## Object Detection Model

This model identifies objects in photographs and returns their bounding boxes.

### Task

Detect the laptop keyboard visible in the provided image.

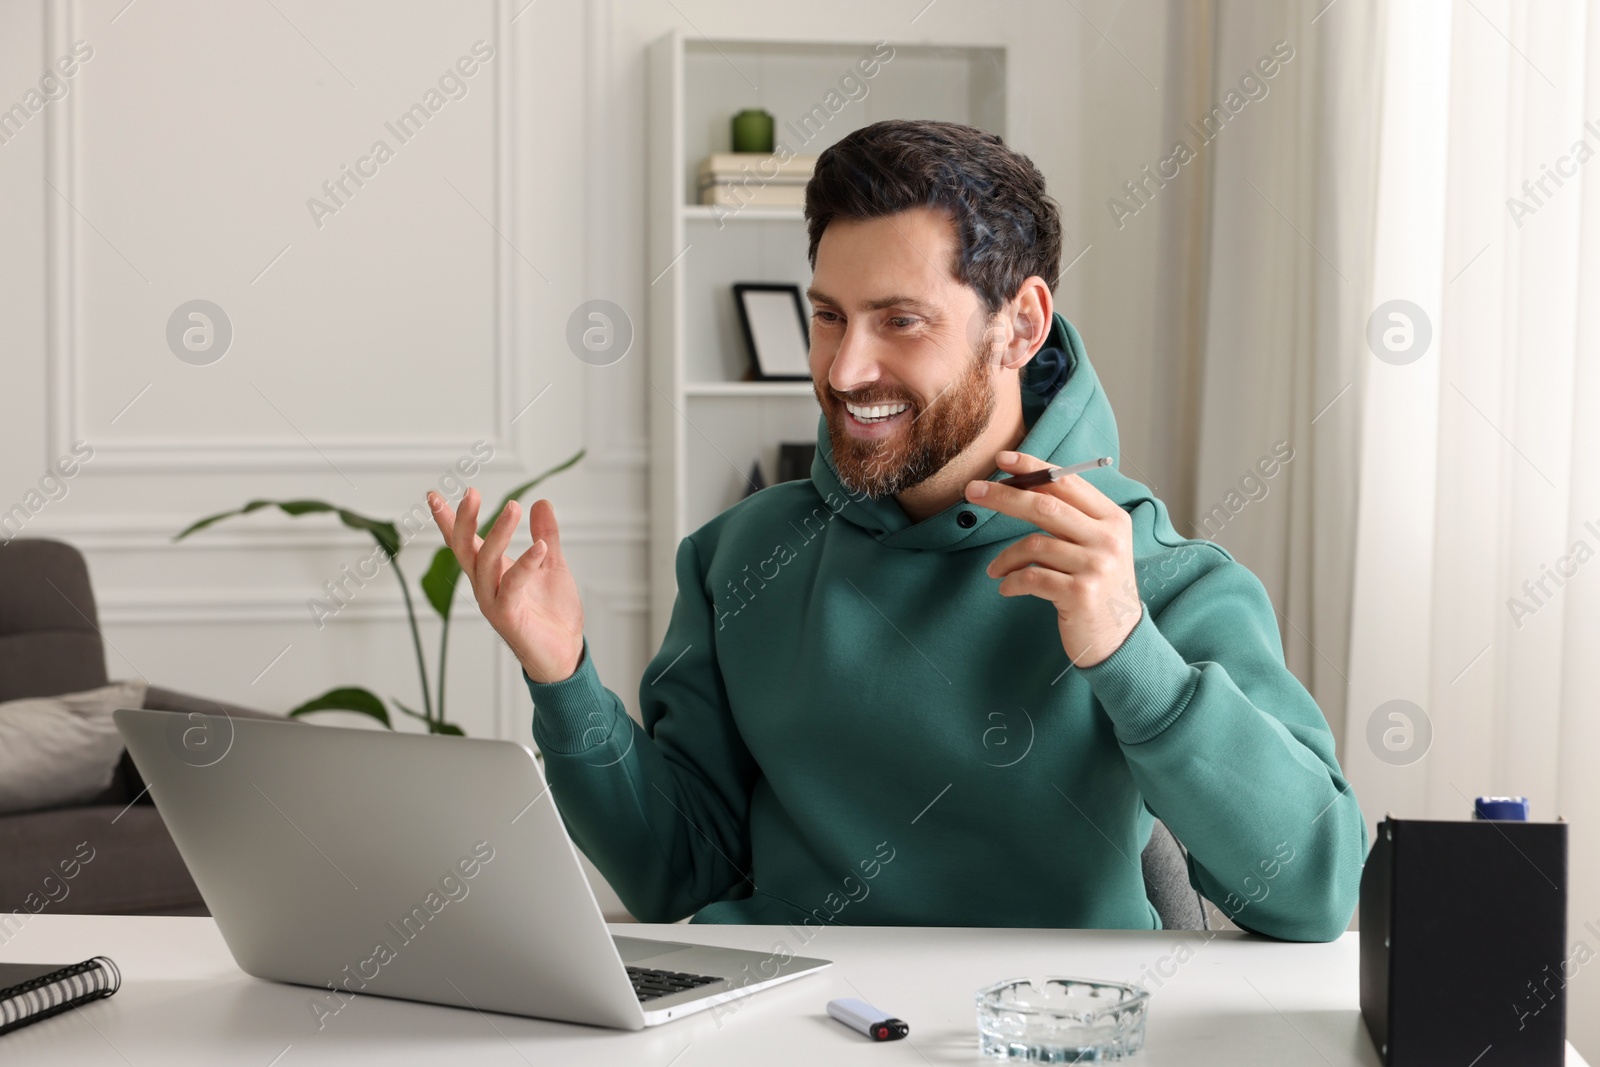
[626,965,722,1002]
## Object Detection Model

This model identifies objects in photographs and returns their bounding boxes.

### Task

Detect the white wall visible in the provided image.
[2,0,647,742]
[1,0,1190,912]
[1,0,1190,745]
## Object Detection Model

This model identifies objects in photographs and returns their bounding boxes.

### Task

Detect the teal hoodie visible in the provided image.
[524,312,1366,941]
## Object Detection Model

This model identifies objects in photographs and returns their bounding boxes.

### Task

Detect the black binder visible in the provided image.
[1360,816,1567,1065]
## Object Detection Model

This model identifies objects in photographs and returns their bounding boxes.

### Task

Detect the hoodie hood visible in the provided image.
[809,312,1127,552]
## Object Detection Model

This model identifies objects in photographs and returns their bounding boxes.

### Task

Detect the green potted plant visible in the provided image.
[173,450,583,736]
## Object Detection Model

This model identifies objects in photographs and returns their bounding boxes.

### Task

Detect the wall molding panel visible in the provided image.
[13,0,650,755]
[42,0,524,473]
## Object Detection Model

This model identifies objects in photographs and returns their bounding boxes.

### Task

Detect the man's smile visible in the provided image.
[842,400,912,439]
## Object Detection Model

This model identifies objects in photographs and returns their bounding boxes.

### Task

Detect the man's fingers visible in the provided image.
[453,487,483,558]
[970,451,1118,538]
[974,479,1100,543]
[1004,451,1121,522]
[430,491,476,570]
[474,499,519,596]
[997,563,1075,603]
[429,490,488,579]
[501,500,558,599]
[986,534,1096,579]
[427,492,455,539]
[499,537,550,601]
[996,450,1051,475]
[526,499,563,564]
[1050,468,1122,522]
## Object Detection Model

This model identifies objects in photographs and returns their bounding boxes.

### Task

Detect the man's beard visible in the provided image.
[820,335,997,500]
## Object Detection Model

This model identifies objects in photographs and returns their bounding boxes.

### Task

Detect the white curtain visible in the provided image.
[1340,0,1600,1052]
[1188,10,1600,1049]
[1189,0,1388,759]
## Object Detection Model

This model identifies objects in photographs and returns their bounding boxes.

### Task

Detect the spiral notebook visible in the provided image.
[0,957,121,1037]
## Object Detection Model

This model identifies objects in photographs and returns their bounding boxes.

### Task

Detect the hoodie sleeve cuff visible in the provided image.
[522,638,622,754]
[1077,610,1200,745]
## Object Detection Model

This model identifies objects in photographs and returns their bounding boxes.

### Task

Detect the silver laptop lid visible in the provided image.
[113,707,647,1030]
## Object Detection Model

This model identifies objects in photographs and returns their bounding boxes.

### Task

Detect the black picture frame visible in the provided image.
[732,283,811,381]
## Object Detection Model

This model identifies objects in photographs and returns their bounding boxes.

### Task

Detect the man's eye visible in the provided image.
[814,311,841,325]
[888,316,917,328]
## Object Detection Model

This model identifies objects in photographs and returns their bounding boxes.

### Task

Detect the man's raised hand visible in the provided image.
[426,488,586,684]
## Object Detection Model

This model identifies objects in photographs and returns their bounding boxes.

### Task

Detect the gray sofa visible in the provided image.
[0,538,280,916]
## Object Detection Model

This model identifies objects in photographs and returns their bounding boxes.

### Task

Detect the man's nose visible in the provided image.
[827,323,881,395]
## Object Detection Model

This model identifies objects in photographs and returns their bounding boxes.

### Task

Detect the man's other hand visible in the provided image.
[967,450,1142,668]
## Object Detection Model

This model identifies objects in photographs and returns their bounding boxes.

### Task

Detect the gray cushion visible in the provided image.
[0,680,149,815]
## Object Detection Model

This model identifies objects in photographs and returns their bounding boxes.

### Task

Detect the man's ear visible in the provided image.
[994,276,1054,372]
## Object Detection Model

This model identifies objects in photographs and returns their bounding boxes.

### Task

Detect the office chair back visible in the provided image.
[1142,819,1208,931]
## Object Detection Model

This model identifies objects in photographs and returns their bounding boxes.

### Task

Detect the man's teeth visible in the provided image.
[846,401,910,422]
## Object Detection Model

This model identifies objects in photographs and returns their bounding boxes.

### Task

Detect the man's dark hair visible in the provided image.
[804,119,1062,317]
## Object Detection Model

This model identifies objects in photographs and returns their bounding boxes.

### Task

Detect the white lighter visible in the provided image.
[826,997,909,1041]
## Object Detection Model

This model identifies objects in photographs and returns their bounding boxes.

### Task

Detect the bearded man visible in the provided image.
[429,119,1366,942]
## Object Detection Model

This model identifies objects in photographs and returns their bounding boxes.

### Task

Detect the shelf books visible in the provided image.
[697,152,817,208]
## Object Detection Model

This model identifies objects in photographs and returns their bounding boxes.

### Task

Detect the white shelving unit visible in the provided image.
[645,32,1007,643]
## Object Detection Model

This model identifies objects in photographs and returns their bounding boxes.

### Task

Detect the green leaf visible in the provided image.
[395,698,464,736]
[419,449,586,622]
[392,699,430,722]
[174,499,304,541]
[174,499,401,559]
[420,546,464,620]
[335,510,401,559]
[288,687,392,728]
[477,450,587,540]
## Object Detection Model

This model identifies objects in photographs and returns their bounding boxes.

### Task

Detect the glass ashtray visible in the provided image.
[975,976,1149,1062]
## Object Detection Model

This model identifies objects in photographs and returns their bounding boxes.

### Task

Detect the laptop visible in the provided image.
[113,707,829,1030]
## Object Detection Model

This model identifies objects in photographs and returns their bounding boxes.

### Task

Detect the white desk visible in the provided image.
[0,915,1588,1065]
